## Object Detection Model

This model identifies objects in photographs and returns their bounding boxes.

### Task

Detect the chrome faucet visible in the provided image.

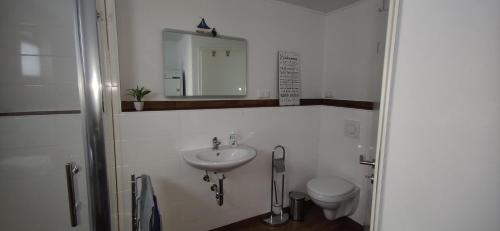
[212,137,221,150]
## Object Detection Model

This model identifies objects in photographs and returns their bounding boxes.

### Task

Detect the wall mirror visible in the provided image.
[162,29,247,97]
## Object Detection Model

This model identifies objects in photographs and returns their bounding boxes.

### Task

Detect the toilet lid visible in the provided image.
[307,177,355,198]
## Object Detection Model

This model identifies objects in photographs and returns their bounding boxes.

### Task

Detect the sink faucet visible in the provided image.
[212,137,221,150]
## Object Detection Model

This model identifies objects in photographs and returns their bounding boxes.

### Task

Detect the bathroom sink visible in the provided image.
[182,145,257,172]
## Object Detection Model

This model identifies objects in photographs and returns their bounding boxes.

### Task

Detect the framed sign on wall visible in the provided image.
[278,51,301,106]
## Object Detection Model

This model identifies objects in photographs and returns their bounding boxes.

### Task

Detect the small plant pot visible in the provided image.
[134,101,144,111]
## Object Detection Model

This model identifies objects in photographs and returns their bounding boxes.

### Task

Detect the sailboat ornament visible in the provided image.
[196,18,217,37]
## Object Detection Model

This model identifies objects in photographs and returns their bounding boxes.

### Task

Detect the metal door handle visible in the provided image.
[359,155,376,168]
[65,162,79,227]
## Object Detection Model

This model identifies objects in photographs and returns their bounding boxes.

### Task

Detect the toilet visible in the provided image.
[306,177,360,220]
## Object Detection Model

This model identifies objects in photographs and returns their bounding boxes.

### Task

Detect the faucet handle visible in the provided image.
[212,137,221,150]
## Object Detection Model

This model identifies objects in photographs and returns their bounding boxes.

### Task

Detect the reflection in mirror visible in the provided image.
[20,42,41,78]
[162,29,247,97]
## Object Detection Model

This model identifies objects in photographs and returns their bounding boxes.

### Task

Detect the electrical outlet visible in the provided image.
[264,90,270,98]
[344,120,361,139]
[258,89,270,98]
[324,91,333,98]
[257,90,264,98]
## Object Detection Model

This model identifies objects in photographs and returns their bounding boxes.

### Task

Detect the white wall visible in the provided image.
[116,0,325,100]
[0,0,80,113]
[116,106,321,230]
[116,105,376,230]
[379,0,500,230]
[323,0,387,102]
[0,115,90,231]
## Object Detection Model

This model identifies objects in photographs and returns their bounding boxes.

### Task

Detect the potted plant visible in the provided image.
[127,86,151,111]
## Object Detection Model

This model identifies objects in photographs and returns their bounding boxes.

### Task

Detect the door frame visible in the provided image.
[369,0,401,230]
[95,0,124,230]
[75,0,113,230]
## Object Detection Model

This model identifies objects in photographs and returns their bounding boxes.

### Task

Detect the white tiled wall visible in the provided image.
[0,114,90,231]
[317,106,378,225]
[116,106,320,230]
[116,106,377,230]
[0,0,80,113]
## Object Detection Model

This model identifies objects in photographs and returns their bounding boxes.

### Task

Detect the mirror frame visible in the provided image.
[162,28,249,98]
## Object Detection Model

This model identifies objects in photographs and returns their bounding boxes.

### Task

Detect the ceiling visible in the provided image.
[274,0,359,13]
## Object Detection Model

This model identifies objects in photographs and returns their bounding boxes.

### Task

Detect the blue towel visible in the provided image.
[138,175,161,231]
[150,195,161,231]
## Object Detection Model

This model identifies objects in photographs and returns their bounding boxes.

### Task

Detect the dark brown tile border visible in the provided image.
[322,99,377,110]
[0,110,81,117]
[122,98,376,112]
[0,99,375,116]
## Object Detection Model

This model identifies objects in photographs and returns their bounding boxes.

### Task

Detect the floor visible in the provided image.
[211,203,364,231]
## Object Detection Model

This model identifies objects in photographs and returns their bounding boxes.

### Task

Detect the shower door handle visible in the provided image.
[359,155,376,168]
[65,162,79,227]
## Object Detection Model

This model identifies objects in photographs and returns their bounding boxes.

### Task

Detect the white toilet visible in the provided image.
[306,177,360,220]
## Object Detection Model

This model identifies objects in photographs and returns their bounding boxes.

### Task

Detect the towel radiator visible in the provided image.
[131,174,141,231]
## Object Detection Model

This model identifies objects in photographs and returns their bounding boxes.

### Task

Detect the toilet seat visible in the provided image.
[307,177,356,203]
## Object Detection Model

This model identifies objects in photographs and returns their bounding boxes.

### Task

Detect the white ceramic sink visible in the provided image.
[182,145,257,172]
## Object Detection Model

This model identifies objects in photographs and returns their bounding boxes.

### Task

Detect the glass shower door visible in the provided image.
[0,0,113,230]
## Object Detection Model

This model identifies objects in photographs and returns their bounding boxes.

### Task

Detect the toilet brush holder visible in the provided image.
[263,145,289,226]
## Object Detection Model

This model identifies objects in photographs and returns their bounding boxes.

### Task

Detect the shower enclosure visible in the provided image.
[0,0,116,230]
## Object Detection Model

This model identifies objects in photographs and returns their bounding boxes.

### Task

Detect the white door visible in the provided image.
[374,0,500,230]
